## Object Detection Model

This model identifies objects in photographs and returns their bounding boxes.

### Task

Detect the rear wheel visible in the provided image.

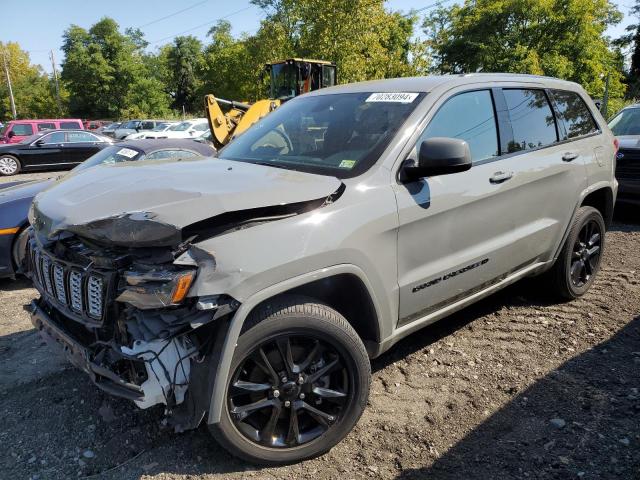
[549,206,605,299]
[0,155,21,176]
[210,296,370,465]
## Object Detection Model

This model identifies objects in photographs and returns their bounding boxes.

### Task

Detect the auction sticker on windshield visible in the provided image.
[366,92,419,103]
[117,148,139,158]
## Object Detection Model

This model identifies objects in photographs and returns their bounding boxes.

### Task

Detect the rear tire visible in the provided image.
[549,206,605,300]
[209,295,371,465]
[0,155,21,176]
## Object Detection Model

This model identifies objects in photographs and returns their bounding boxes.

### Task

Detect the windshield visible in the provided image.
[170,121,192,131]
[19,132,46,144]
[609,108,640,136]
[123,121,140,129]
[73,145,143,172]
[219,92,425,178]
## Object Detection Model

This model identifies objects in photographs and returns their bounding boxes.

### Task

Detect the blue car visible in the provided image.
[0,139,216,279]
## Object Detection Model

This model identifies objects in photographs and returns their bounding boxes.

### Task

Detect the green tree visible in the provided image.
[424,0,625,98]
[61,17,170,118]
[165,36,203,112]
[0,42,63,120]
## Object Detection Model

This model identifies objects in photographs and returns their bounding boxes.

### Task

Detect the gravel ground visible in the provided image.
[1,171,638,479]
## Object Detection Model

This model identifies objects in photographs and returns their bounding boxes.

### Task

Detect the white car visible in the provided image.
[144,119,209,139]
[124,122,177,140]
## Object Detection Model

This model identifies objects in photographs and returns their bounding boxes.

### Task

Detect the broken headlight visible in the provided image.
[116,266,196,310]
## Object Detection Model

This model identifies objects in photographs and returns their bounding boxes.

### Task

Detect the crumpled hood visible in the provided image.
[31,157,341,246]
[616,135,640,149]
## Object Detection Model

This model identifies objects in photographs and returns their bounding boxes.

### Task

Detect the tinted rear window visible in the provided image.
[12,124,34,136]
[503,89,557,152]
[60,121,82,129]
[37,122,56,131]
[552,90,598,139]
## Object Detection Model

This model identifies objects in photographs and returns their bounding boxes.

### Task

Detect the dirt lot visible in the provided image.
[1,171,639,479]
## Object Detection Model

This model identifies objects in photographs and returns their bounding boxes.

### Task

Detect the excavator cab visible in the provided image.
[267,59,337,99]
[205,58,336,149]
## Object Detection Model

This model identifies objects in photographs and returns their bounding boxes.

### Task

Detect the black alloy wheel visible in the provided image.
[549,206,606,299]
[570,219,602,288]
[229,334,352,448]
[210,296,370,465]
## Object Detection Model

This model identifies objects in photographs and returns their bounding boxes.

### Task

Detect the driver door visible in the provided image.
[20,132,66,170]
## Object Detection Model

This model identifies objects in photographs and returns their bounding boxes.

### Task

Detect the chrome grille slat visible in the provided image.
[41,255,54,295]
[69,271,84,313]
[87,275,104,319]
[53,264,67,305]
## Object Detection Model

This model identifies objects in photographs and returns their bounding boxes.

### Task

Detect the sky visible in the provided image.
[1,0,637,74]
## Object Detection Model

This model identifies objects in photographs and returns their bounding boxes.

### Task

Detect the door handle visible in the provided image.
[562,152,579,162]
[489,171,513,184]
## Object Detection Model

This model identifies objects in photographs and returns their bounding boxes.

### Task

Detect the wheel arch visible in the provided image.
[207,264,382,425]
[580,185,614,228]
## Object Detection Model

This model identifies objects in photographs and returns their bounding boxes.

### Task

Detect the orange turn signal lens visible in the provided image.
[0,227,20,235]
[171,272,195,303]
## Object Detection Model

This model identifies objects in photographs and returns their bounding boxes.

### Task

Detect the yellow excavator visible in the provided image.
[205,58,336,149]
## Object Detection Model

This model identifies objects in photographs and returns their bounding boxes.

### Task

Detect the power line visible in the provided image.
[402,0,455,17]
[147,5,254,45]
[136,0,210,29]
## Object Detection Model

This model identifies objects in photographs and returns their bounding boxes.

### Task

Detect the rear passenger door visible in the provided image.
[498,88,588,265]
[62,132,105,164]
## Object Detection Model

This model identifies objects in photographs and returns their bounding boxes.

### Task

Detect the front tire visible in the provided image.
[549,206,605,299]
[210,296,371,465]
[0,155,21,176]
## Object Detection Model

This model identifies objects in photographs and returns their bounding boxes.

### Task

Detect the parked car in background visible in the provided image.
[143,118,209,139]
[100,122,122,137]
[114,120,168,140]
[0,119,84,144]
[0,130,113,176]
[124,121,178,140]
[0,138,215,279]
[84,120,111,131]
[608,105,640,205]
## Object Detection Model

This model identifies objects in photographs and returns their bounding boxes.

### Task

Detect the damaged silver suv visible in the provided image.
[26,74,617,464]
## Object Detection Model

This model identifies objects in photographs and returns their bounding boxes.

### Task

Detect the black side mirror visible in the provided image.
[35,139,45,146]
[403,137,472,181]
[7,131,15,138]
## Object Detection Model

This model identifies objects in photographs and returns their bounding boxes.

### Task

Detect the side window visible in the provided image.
[551,90,599,139]
[37,123,56,131]
[503,89,557,152]
[41,132,66,144]
[60,121,81,129]
[12,124,34,136]
[145,149,201,160]
[141,121,155,130]
[418,90,498,163]
[193,123,209,132]
[66,132,98,142]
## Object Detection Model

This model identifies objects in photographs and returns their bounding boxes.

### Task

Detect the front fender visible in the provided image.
[206,263,382,425]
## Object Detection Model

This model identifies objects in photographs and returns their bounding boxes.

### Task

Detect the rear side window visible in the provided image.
[60,121,81,129]
[67,132,98,142]
[418,90,499,163]
[551,90,598,139]
[194,123,209,132]
[503,89,557,152]
[37,122,55,131]
[12,124,34,136]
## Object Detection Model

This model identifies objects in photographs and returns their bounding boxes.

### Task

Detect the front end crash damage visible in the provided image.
[27,180,344,430]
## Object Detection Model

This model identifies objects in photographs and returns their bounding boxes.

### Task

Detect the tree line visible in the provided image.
[2,0,640,122]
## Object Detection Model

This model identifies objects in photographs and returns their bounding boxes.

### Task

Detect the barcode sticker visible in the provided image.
[117,148,139,158]
[366,92,419,103]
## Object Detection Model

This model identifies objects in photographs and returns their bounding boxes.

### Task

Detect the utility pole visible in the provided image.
[49,50,62,112]
[602,72,610,120]
[2,50,17,119]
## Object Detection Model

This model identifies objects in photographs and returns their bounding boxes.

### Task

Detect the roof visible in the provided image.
[117,138,216,156]
[307,73,582,96]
